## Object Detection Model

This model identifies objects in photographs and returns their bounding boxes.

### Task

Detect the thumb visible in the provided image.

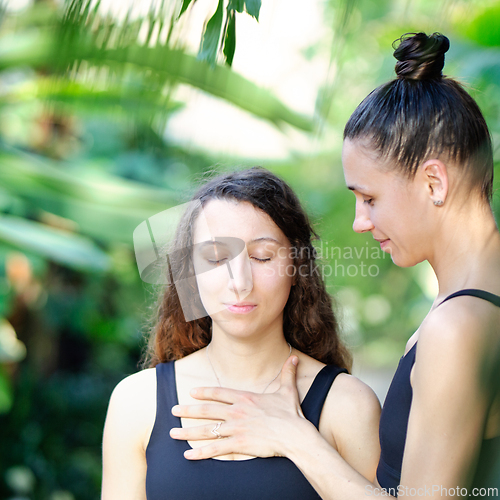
[279,355,299,392]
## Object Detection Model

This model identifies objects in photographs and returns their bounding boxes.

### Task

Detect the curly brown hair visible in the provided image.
[141,167,352,372]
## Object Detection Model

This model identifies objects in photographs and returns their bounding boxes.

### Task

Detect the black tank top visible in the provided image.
[146,361,347,499]
[377,289,500,496]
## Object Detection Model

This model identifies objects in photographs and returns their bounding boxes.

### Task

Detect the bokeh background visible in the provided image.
[0,0,499,498]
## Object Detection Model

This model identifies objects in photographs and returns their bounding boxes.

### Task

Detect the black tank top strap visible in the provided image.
[301,365,348,429]
[439,288,500,308]
[154,362,178,430]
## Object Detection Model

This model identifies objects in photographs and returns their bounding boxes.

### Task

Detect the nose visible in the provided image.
[352,200,375,234]
[226,251,253,298]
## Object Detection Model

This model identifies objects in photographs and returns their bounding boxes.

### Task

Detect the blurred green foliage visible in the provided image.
[0,0,499,498]
[181,0,261,66]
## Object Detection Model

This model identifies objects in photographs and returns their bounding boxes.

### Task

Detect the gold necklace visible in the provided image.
[205,342,292,393]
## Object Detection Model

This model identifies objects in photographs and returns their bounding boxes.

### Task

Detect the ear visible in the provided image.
[419,159,449,206]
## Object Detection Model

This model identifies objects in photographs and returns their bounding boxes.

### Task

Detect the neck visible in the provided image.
[205,324,292,392]
[427,198,500,297]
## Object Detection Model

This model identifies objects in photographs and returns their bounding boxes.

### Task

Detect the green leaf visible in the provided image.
[0,152,179,244]
[0,30,314,131]
[89,45,313,130]
[0,214,111,272]
[178,0,196,18]
[223,10,236,66]
[198,0,224,67]
[244,0,261,20]
[228,0,245,13]
[36,78,184,121]
[0,151,177,212]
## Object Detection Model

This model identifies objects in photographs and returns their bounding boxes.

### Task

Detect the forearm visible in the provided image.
[284,418,384,500]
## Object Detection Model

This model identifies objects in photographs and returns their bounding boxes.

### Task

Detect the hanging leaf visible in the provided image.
[228,0,245,13]
[178,0,196,19]
[198,0,224,67]
[244,0,261,21]
[223,9,236,66]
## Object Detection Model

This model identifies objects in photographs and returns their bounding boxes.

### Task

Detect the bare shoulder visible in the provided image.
[102,369,157,498]
[111,368,157,407]
[412,294,500,418]
[418,294,500,365]
[324,373,381,422]
[106,368,157,449]
[426,293,499,333]
[319,373,381,479]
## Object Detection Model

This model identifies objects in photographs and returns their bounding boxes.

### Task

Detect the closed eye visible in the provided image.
[208,257,270,265]
[207,258,228,265]
[363,198,374,206]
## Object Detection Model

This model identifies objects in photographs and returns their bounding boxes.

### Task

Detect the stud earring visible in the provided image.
[433,200,444,206]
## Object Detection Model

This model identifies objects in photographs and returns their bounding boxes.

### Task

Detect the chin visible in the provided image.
[390,253,423,268]
[211,307,255,324]
[393,259,414,268]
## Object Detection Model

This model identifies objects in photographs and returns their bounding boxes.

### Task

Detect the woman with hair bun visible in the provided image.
[171,33,500,498]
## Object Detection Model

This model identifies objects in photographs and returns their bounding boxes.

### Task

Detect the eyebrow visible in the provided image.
[248,237,282,245]
[197,237,282,247]
[198,240,230,248]
[347,185,368,192]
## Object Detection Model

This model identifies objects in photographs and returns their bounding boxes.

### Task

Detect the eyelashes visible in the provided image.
[351,190,374,206]
[207,258,228,265]
[207,256,271,265]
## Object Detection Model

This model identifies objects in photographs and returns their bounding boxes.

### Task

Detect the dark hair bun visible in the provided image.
[393,32,450,80]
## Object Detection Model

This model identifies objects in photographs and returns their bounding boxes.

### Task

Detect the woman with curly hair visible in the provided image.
[101,167,380,499]
[169,33,500,499]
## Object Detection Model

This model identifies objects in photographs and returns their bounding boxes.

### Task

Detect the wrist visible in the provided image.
[281,415,323,463]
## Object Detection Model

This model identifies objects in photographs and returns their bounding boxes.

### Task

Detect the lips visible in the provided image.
[375,238,390,250]
[224,302,257,314]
